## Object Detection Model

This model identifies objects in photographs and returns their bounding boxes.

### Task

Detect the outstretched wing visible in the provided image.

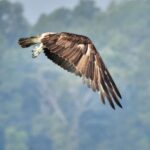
[41,32,122,109]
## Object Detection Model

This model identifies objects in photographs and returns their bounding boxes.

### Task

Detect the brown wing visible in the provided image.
[42,32,122,109]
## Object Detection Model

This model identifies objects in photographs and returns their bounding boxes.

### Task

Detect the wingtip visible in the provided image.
[111,104,116,110]
[112,100,123,109]
[119,94,122,99]
[110,100,123,110]
[109,100,115,110]
[115,99,123,109]
[119,103,123,108]
[119,104,123,109]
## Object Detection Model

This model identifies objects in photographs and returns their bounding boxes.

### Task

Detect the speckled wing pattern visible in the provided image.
[41,32,122,109]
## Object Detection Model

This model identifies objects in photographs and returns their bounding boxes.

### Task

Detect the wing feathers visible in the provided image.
[71,51,83,65]
[105,67,122,99]
[42,32,122,109]
[100,75,115,109]
[76,55,89,74]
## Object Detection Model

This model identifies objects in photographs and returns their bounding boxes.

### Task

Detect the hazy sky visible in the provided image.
[9,0,111,24]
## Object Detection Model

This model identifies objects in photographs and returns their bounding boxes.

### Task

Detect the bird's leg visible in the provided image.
[32,43,43,58]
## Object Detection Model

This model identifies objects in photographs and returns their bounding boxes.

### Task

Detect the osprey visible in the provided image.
[18,32,122,109]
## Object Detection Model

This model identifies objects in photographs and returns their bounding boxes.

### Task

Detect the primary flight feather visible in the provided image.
[18,32,122,109]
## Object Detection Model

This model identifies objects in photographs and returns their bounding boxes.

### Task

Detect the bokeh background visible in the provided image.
[0,0,150,150]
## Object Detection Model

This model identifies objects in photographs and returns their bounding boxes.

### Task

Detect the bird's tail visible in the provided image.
[18,35,41,48]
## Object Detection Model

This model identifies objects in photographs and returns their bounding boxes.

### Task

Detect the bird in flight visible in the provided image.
[18,32,122,109]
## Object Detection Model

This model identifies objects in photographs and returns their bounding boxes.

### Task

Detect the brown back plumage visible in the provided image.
[41,32,122,109]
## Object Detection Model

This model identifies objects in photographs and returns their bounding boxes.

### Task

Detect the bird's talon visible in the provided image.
[32,53,37,58]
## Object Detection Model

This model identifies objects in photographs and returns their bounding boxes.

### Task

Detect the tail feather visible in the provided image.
[18,36,41,48]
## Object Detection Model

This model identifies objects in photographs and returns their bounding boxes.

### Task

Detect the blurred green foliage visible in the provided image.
[0,0,150,150]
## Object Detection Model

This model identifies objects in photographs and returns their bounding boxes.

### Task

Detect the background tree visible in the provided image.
[73,0,100,19]
[0,0,29,47]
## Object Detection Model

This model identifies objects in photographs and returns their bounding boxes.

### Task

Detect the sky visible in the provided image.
[9,0,112,24]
